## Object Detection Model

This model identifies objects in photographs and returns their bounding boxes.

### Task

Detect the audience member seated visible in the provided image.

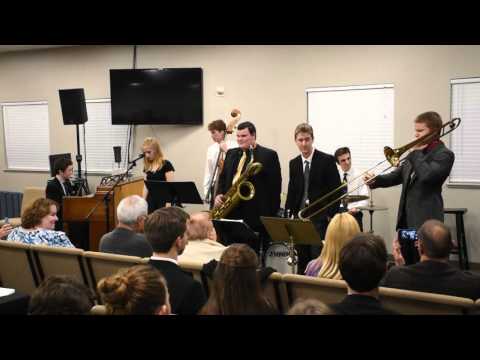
[0,223,13,239]
[145,207,206,315]
[99,195,153,258]
[6,198,74,248]
[199,244,278,315]
[28,275,94,315]
[305,213,360,278]
[330,233,397,315]
[287,298,334,315]
[97,265,171,315]
[381,219,480,300]
[178,211,226,264]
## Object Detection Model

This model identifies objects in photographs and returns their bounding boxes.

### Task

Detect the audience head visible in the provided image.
[54,157,74,180]
[287,298,334,315]
[144,207,190,256]
[116,195,148,232]
[339,233,388,294]
[186,211,216,241]
[417,219,453,261]
[142,137,164,172]
[28,275,95,315]
[318,212,361,279]
[97,265,170,315]
[294,123,314,157]
[236,121,257,150]
[22,198,59,230]
[208,119,227,143]
[201,243,272,315]
[334,147,352,172]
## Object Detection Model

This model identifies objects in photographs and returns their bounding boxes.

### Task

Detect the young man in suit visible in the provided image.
[45,157,76,231]
[215,121,282,255]
[381,220,480,300]
[285,123,341,274]
[364,111,455,231]
[145,206,206,315]
[330,233,397,315]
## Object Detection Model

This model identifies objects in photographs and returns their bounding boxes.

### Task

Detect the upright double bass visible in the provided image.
[206,109,241,208]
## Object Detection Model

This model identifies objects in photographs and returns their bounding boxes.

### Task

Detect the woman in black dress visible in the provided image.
[142,137,175,213]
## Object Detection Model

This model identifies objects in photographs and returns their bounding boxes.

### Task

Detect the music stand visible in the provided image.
[144,181,203,211]
[261,217,323,274]
[212,219,259,247]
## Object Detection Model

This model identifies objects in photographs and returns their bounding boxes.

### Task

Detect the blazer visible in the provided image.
[217,144,282,231]
[149,259,207,315]
[46,177,76,231]
[371,142,454,230]
[330,294,398,315]
[380,260,480,300]
[285,149,341,222]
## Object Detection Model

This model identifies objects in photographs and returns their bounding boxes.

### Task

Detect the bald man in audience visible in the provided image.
[178,211,226,264]
[381,219,480,300]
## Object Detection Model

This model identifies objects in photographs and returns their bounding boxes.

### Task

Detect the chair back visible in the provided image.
[379,286,474,314]
[283,274,348,307]
[21,187,46,216]
[263,272,289,314]
[30,245,89,287]
[0,241,39,294]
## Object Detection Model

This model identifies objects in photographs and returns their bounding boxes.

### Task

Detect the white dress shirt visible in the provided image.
[301,150,314,173]
[339,167,369,209]
[203,140,238,197]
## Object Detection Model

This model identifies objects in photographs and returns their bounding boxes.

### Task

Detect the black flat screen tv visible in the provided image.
[110,68,203,125]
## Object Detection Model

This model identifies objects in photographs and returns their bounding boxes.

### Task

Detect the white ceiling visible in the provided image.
[0,45,75,53]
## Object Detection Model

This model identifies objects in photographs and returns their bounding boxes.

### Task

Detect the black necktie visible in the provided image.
[342,172,348,195]
[301,160,310,208]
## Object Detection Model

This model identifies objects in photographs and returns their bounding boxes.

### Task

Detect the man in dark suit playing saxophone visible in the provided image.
[215,121,282,254]
[285,123,342,274]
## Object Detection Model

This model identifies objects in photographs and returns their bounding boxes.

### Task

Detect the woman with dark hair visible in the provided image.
[200,244,277,315]
[97,265,171,315]
[6,198,74,248]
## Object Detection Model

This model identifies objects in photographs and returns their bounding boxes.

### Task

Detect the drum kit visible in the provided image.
[263,194,371,273]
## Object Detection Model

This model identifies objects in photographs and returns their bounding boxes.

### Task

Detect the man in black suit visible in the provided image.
[145,207,207,315]
[285,123,341,274]
[365,111,455,231]
[215,121,282,254]
[381,220,480,300]
[45,158,76,231]
[330,233,397,315]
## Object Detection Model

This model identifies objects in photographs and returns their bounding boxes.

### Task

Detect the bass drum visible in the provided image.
[264,243,297,274]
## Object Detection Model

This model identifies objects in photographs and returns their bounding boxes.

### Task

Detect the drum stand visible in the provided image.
[286,234,298,274]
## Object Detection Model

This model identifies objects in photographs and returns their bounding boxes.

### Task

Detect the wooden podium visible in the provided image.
[63,177,144,251]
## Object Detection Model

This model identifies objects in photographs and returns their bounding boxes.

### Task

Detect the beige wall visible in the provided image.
[0,45,479,262]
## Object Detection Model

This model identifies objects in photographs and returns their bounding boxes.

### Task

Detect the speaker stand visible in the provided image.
[74,124,90,196]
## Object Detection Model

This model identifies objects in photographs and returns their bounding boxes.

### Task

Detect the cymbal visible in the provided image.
[343,195,369,204]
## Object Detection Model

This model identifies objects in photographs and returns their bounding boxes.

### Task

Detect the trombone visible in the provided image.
[298,117,461,221]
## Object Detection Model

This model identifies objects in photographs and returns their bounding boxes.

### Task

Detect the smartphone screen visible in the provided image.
[398,228,420,265]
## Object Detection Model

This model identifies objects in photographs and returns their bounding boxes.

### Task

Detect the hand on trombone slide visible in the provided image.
[363,172,376,187]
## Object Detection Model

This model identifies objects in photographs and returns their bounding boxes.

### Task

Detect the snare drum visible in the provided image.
[264,243,297,274]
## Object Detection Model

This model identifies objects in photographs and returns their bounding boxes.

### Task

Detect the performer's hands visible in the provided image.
[363,172,375,187]
[348,208,359,214]
[392,235,405,266]
[214,194,225,208]
[0,223,13,239]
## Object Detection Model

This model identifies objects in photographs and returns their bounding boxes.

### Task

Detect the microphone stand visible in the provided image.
[85,158,140,235]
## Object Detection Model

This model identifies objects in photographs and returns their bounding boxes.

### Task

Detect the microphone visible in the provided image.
[129,153,145,164]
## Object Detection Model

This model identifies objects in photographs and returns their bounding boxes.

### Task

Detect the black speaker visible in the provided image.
[113,146,122,163]
[59,88,88,125]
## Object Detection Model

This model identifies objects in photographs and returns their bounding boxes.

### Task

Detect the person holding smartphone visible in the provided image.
[0,219,13,239]
[381,220,480,300]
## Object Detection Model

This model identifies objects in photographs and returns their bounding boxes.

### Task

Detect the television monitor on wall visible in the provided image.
[110,68,203,125]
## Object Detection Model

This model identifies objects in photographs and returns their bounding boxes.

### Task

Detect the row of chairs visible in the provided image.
[1,240,479,314]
